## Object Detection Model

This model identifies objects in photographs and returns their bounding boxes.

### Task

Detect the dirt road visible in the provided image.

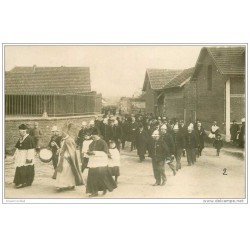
[4,144,245,199]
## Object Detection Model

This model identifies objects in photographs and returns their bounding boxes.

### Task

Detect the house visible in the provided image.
[119,95,146,115]
[190,46,245,140]
[158,67,195,121]
[5,66,102,117]
[119,97,131,114]
[142,69,182,115]
[130,95,146,114]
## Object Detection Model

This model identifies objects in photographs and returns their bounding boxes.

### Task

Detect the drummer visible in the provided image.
[48,126,62,179]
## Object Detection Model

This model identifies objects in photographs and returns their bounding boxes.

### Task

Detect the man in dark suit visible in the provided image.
[135,123,150,162]
[149,130,169,186]
[160,124,176,175]
[230,120,239,145]
[185,125,199,166]
[130,116,138,151]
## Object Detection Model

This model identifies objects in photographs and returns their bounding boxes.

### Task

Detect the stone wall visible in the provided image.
[5,115,99,153]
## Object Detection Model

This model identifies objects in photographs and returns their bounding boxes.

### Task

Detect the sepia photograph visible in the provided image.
[2,44,247,203]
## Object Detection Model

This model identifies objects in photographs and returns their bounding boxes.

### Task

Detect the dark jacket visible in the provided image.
[121,121,129,141]
[48,135,62,154]
[110,125,122,141]
[76,128,88,147]
[213,139,223,149]
[195,127,206,149]
[230,124,239,140]
[135,129,150,155]
[185,132,199,149]
[162,132,175,155]
[129,121,139,142]
[100,123,110,142]
[149,138,169,161]
[172,131,185,151]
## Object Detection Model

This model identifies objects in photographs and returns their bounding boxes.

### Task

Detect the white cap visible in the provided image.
[103,118,108,124]
[152,130,160,137]
[241,118,245,122]
[161,124,167,130]
[89,120,95,125]
[81,121,87,126]
[188,124,193,131]
[173,124,179,130]
[51,126,58,132]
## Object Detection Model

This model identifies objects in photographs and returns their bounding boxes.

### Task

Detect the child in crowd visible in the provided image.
[213,134,223,156]
[81,133,93,172]
[108,140,121,184]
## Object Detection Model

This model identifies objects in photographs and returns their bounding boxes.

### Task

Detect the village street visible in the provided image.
[4,143,245,200]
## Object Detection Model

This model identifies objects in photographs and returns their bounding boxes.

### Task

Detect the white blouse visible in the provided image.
[108,148,121,167]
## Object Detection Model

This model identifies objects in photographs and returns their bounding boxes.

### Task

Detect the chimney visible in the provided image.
[33,65,37,72]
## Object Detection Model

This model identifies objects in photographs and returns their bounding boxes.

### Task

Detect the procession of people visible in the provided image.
[11,113,245,196]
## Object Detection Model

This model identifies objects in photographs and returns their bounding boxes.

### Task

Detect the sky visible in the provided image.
[5,45,202,97]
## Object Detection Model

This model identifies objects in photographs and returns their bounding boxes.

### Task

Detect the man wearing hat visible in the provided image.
[135,123,150,162]
[48,126,62,178]
[13,124,36,188]
[160,124,176,175]
[184,125,199,166]
[230,120,239,145]
[129,116,139,151]
[172,124,185,171]
[149,130,168,186]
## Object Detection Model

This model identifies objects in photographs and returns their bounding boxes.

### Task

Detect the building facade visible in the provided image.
[142,69,182,115]
[190,47,245,140]
[5,66,102,117]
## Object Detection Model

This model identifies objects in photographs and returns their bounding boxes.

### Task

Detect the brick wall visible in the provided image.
[163,88,184,119]
[231,97,245,122]
[5,115,98,153]
[184,80,196,122]
[186,52,245,133]
[190,51,228,132]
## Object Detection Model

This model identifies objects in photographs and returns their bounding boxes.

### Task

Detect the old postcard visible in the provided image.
[2,44,247,203]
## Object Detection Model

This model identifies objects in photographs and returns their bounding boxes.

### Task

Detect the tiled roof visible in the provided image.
[145,69,182,90]
[164,67,195,89]
[5,66,91,95]
[202,47,245,75]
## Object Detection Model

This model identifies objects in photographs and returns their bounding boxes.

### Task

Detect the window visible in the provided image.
[207,65,212,90]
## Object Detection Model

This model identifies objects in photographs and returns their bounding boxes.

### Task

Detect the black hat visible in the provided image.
[18,124,28,130]
[91,128,99,135]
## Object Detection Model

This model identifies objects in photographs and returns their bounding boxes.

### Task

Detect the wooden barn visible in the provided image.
[142,69,182,115]
[5,66,102,117]
[189,46,245,140]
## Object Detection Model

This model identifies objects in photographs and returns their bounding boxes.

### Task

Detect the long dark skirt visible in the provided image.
[108,166,120,177]
[86,166,117,194]
[13,165,35,186]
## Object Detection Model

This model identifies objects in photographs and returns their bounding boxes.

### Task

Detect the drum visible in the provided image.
[39,148,53,163]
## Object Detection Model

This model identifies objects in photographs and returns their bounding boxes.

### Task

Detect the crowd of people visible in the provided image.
[11,113,245,197]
